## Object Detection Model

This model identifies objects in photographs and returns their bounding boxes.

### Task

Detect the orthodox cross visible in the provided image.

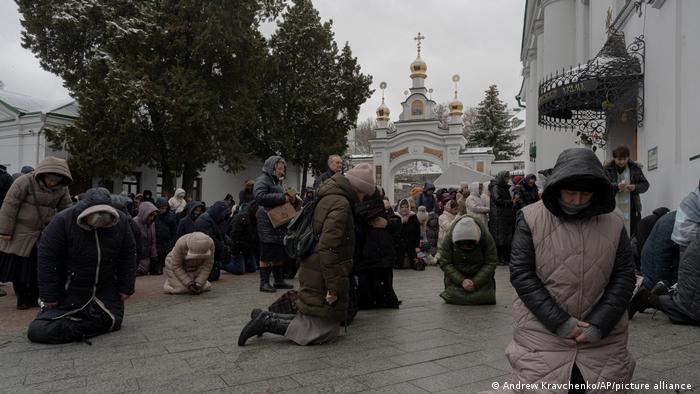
[414,32,425,55]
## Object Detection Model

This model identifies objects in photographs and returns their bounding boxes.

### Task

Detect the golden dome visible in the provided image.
[376,101,390,121]
[449,98,463,116]
[410,55,427,79]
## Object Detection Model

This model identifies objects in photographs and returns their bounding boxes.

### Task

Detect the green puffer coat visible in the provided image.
[296,173,357,322]
[438,215,498,305]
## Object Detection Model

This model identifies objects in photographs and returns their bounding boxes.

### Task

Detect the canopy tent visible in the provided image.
[433,163,493,189]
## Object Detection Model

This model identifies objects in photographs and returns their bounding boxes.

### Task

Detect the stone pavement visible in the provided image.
[1,266,699,393]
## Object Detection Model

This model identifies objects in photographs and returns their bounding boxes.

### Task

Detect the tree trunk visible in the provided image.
[161,161,175,198]
[301,162,308,190]
[181,163,197,200]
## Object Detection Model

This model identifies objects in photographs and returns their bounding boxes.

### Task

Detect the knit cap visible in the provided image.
[185,232,213,260]
[452,217,481,243]
[346,163,376,195]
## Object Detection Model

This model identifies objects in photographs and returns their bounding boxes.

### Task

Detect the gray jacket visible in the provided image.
[254,156,288,244]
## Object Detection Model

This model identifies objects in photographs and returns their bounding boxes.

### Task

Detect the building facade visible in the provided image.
[519,0,700,213]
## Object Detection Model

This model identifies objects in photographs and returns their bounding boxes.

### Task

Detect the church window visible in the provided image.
[411,101,424,117]
[476,161,484,173]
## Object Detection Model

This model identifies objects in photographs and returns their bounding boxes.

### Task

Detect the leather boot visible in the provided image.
[238,313,291,346]
[651,281,670,296]
[251,308,295,321]
[628,286,651,319]
[259,267,276,293]
[272,266,293,289]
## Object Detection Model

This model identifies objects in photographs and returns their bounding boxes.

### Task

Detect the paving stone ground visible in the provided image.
[1,266,699,393]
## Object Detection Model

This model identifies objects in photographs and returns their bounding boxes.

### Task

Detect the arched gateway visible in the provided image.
[349,33,494,203]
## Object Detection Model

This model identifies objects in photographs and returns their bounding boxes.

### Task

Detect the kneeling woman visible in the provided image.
[438,216,497,305]
[238,164,375,346]
[163,232,214,295]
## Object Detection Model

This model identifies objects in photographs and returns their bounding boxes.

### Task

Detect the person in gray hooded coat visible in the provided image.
[254,156,294,292]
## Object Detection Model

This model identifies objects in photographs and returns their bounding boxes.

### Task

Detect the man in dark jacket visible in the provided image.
[194,201,230,282]
[27,188,136,344]
[508,148,636,388]
[513,173,540,211]
[312,154,343,190]
[154,197,177,275]
[239,164,375,346]
[416,182,437,213]
[604,145,650,237]
[175,201,205,240]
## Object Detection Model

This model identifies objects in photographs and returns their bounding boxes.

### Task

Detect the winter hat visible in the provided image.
[416,206,429,225]
[346,163,375,195]
[452,217,481,243]
[513,176,523,185]
[410,186,423,198]
[185,232,213,260]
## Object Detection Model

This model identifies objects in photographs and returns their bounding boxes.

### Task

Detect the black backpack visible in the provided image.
[284,196,320,259]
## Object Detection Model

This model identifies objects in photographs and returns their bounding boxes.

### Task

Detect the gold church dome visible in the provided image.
[449,98,463,116]
[376,102,390,121]
[410,55,427,79]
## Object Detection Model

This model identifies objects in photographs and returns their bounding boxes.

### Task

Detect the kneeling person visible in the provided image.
[28,188,136,344]
[439,216,497,305]
[164,232,214,294]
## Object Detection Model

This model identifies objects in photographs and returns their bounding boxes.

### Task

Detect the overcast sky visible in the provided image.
[0,0,525,121]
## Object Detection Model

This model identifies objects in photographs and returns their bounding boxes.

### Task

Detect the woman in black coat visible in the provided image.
[194,201,231,282]
[28,188,136,344]
[355,192,401,309]
[489,171,514,264]
[394,199,421,269]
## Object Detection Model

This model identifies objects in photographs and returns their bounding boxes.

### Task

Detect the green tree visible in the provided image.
[257,0,372,187]
[18,0,283,194]
[466,85,521,160]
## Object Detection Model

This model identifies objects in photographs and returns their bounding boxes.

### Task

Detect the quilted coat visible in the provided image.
[506,148,636,393]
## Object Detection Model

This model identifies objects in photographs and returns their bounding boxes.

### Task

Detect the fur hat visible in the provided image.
[346,163,375,195]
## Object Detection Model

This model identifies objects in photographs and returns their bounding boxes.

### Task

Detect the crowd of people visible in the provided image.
[1,144,698,393]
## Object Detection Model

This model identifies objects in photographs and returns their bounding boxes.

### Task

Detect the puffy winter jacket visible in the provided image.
[507,148,635,392]
[0,157,73,257]
[254,156,289,245]
[35,188,136,330]
[675,231,700,321]
[297,174,357,322]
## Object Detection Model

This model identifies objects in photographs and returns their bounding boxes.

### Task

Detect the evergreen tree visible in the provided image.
[466,85,521,160]
[17,0,283,194]
[256,0,372,186]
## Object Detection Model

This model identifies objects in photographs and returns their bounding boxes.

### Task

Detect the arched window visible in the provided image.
[411,100,424,117]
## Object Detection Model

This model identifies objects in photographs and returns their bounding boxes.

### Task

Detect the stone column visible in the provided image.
[525,47,538,176]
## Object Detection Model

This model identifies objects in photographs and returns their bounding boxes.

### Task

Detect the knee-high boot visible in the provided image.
[238,313,292,346]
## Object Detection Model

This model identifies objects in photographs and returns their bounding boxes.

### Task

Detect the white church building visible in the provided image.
[518,0,700,213]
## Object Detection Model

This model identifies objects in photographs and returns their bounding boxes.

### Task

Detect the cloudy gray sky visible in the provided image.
[0,0,525,121]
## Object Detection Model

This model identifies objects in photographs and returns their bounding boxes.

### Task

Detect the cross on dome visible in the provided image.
[414,32,425,56]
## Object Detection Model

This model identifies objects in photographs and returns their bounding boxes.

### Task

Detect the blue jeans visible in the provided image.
[222,254,257,274]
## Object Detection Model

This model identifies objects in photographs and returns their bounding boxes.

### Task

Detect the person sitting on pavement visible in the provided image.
[628,211,680,319]
[163,232,214,295]
[194,201,231,282]
[27,188,136,344]
[644,231,700,326]
[154,197,177,276]
[393,199,421,269]
[135,201,158,276]
[630,207,670,271]
[507,148,636,390]
[671,180,700,257]
[438,216,497,305]
[238,163,374,346]
[175,200,205,239]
